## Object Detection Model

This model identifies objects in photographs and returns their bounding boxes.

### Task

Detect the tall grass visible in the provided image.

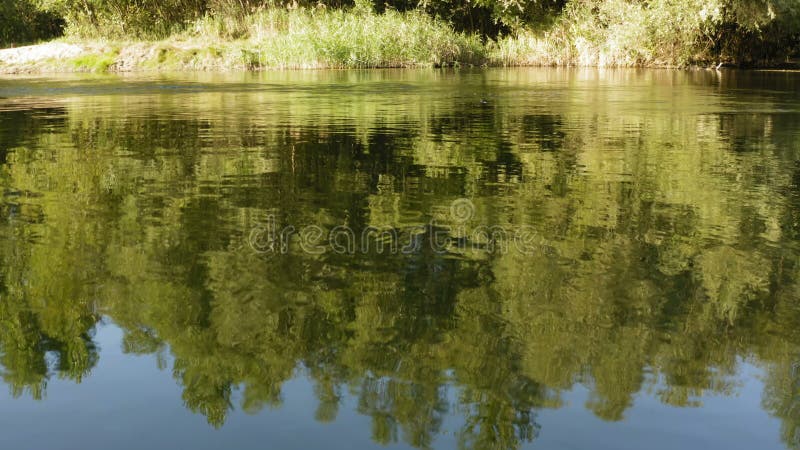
[67,7,486,71]
[181,8,486,69]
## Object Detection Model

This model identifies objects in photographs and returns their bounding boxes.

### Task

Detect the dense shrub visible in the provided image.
[0,0,63,46]
[709,0,800,62]
[28,0,566,39]
[32,0,363,38]
[3,0,798,65]
[33,0,207,38]
[492,0,800,66]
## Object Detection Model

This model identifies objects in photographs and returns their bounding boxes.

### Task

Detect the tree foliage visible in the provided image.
[0,0,63,46]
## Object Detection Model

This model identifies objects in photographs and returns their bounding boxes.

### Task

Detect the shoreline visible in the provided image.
[2,4,798,76]
[2,40,798,75]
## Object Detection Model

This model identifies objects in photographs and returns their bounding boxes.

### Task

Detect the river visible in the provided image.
[0,68,799,449]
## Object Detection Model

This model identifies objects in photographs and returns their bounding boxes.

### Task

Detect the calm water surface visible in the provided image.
[0,68,799,449]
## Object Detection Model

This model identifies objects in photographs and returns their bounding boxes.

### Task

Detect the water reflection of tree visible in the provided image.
[0,77,799,449]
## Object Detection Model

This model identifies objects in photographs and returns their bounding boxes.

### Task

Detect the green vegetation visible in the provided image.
[69,49,119,71]
[1,0,798,69]
[180,8,486,68]
[0,70,800,447]
[494,0,800,66]
[0,0,62,46]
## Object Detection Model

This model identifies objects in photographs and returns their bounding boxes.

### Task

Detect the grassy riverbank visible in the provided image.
[0,8,486,73]
[1,4,798,73]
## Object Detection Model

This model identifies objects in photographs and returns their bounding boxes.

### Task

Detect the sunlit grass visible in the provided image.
[71,8,488,71]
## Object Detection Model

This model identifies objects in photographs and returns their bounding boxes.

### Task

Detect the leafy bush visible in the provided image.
[0,0,63,46]
[31,0,567,39]
[491,0,800,66]
[33,0,207,38]
[708,0,800,62]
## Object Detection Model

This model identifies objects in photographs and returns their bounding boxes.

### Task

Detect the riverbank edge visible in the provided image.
[1,39,798,75]
[0,40,481,75]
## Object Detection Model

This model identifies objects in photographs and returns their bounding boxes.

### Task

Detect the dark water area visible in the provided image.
[0,68,799,449]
